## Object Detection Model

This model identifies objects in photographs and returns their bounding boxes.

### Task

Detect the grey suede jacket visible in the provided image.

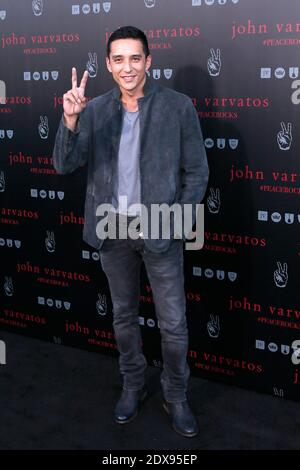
[52,79,209,252]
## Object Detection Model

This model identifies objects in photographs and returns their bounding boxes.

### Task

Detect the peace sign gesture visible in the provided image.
[277,122,292,151]
[207,187,221,214]
[63,67,89,127]
[86,52,98,78]
[38,115,49,139]
[274,261,288,288]
[207,48,221,77]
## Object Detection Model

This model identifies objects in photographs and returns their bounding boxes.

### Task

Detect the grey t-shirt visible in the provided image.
[112,107,141,216]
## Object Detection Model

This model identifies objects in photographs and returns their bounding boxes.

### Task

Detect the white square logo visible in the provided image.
[193,267,202,276]
[258,210,268,221]
[72,5,80,14]
[261,68,271,79]
[256,339,265,350]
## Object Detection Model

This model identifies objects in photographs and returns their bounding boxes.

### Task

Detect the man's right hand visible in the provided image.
[63,67,89,131]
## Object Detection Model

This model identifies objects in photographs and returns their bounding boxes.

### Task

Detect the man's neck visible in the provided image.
[120,76,146,112]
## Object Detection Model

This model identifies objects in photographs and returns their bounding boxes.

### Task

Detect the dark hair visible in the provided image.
[106,26,150,58]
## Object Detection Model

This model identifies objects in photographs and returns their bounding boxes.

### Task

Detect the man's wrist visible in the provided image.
[63,113,79,132]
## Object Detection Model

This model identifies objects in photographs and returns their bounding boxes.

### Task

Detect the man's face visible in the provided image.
[106,38,151,96]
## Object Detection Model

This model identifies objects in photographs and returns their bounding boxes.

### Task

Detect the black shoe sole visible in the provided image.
[115,389,148,425]
[163,402,199,438]
[115,410,138,425]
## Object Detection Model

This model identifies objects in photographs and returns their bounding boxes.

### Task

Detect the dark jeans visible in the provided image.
[99,216,190,403]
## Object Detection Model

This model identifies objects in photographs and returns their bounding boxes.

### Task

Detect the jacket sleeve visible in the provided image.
[179,98,209,206]
[175,98,209,240]
[52,104,92,175]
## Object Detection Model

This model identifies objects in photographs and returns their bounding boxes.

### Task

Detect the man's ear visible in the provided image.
[106,57,112,73]
[145,54,152,72]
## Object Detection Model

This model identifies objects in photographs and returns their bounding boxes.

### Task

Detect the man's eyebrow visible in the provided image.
[111,54,142,59]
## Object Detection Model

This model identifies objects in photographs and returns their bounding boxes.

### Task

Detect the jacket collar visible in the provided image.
[112,76,156,102]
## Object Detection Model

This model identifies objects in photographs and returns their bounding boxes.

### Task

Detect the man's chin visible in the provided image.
[122,80,137,88]
[121,83,138,93]
[118,77,145,94]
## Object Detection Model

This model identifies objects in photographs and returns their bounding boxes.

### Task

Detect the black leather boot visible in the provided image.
[114,386,148,424]
[163,400,199,438]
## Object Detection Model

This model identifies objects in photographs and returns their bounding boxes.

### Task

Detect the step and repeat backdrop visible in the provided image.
[0,0,299,401]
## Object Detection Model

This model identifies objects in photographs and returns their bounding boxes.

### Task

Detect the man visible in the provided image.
[53,26,209,438]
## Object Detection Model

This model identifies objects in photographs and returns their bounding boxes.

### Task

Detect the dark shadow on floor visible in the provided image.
[0,331,299,450]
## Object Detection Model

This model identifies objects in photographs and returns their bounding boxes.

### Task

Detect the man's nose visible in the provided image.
[123,59,132,72]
